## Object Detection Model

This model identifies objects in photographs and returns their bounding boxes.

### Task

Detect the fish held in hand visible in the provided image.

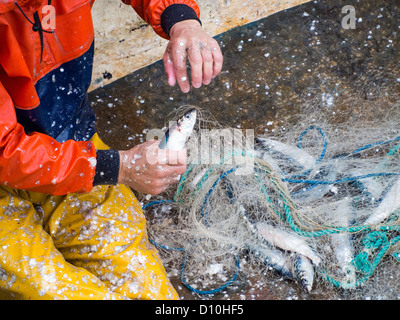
[159,108,197,151]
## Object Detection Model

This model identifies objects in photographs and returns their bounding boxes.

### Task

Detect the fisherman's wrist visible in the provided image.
[92,149,120,186]
[161,4,202,38]
[116,150,131,185]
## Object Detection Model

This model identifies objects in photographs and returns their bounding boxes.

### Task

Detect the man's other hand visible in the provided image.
[163,19,223,93]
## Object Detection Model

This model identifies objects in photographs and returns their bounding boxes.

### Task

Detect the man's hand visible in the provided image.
[163,19,223,93]
[118,140,187,195]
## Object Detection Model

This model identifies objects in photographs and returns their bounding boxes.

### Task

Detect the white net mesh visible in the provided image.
[143,71,400,298]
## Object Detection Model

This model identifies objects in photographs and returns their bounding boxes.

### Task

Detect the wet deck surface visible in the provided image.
[89,0,400,300]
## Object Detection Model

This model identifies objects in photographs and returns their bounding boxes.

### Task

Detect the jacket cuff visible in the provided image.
[93,149,120,186]
[161,4,202,37]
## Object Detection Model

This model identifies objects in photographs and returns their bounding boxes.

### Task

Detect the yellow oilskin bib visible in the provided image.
[0,134,179,300]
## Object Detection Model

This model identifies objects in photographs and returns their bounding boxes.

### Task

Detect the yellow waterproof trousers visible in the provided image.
[0,135,179,300]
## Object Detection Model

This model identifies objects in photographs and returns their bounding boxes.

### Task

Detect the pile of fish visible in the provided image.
[249,135,400,292]
[150,108,400,293]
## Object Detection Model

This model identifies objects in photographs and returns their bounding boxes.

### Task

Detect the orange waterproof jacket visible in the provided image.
[0,0,200,195]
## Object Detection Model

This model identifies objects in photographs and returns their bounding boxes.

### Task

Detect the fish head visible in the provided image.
[177,108,197,133]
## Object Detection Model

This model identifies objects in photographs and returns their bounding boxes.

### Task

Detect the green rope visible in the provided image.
[173,148,400,290]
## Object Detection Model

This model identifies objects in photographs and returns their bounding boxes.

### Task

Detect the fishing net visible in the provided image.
[142,74,400,299]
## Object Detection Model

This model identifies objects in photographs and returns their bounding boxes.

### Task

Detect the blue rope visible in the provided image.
[275,126,327,197]
[351,135,400,155]
[142,197,241,295]
[284,128,400,203]
[142,199,173,210]
[142,200,185,252]
[142,127,400,294]
[200,167,238,226]
[297,125,328,164]
[180,251,240,295]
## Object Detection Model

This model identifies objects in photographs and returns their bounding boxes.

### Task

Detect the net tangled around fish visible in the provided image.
[143,83,400,298]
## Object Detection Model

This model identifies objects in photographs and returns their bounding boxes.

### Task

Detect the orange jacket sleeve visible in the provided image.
[0,80,97,195]
[122,0,201,39]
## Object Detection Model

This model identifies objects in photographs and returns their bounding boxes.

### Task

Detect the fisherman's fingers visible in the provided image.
[156,148,187,166]
[210,39,223,78]
[186,37,222,87]
[166,40,190,93]
[187,46,203,88]
[162,50,176,86]
[141,166,184,195]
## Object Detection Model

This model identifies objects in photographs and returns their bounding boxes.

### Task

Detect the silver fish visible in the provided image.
[255,137,316,171]
[249,243,315,292]
[329,199,356,287]
[364,177,400,225]
[256,222,321,266]
[293,254,314,292]
[292,161,338,204]
[159,108,197,151]
[247,242,295,279]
